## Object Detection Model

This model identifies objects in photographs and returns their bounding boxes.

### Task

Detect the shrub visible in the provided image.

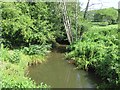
[1,2,55,48]
[66,25,120,88]
[0,45,21,64]
[22,44,51,56]
[8,50,21,63]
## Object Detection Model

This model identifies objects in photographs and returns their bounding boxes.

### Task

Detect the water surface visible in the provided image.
[28,47,97,88]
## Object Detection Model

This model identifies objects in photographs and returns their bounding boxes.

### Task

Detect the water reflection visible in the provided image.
[28,51,97,88]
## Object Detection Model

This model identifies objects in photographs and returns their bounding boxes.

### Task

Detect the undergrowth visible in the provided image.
[66,25,120,88]
[0,44,50,88]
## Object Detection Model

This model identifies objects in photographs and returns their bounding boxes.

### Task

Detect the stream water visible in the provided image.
[28,45,98,88]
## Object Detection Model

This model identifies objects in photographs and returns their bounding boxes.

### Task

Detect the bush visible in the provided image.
[22,44,51,56]
[0,45,21,64]
[0,45,50,88]
[8,50,21,63]
[1,2,55,48]
[66,25,120,88]
[93,8,118,24]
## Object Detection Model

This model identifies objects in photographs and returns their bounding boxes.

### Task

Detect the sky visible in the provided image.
[80,0,120,10]
[1,0,120,10]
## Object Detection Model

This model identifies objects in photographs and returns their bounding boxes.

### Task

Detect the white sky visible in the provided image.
[80,0,120,10]
[1,0,120,10]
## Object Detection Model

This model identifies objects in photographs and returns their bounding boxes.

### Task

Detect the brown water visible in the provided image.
[28,46,98,88]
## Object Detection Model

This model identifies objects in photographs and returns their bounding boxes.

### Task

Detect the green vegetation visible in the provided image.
[1,2,55,48]
[0,2,54,88]
[0,44,49,88]
[0,1,119,89]
[87,8,118,25]
[66,25,120,88]
[94,8,118,24]
[22,44,51,56]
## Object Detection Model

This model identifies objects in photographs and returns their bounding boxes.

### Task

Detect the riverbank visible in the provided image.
[27,45,98,88]
[0,45,49,88]
[66,25,120,88]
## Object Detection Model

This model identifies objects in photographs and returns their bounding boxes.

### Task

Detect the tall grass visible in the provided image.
[0,44,50,88]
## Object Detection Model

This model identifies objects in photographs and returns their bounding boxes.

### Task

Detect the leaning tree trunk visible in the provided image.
[75,0,78,41]
[84,0,90,19]
[60,0,73,44]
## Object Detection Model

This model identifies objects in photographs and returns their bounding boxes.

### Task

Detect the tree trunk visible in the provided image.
[75,0,78,41]
[84,0,90,19]
[61,1,73,44]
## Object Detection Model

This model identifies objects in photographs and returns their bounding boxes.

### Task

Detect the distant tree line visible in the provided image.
[87,8,118,25]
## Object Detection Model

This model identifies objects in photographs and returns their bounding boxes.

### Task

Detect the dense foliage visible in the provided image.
[87,8,118,25]
[1,2,55,48]
[1,1,83,88]
[94,8,118,24]
[66,25,120,88]
[1,2,87,46]
[0,1,119,89]
[0,44,49,88]
[0,2,55,88]
[22,44,51,55]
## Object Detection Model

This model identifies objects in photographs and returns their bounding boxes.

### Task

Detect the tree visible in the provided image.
[83,0,90,19]
[61,1,73,44]
[1,2,55,47]
[93,8,118,24]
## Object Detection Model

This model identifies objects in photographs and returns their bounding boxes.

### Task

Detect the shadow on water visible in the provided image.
[27,45,100,88]
[52,44,67,53]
